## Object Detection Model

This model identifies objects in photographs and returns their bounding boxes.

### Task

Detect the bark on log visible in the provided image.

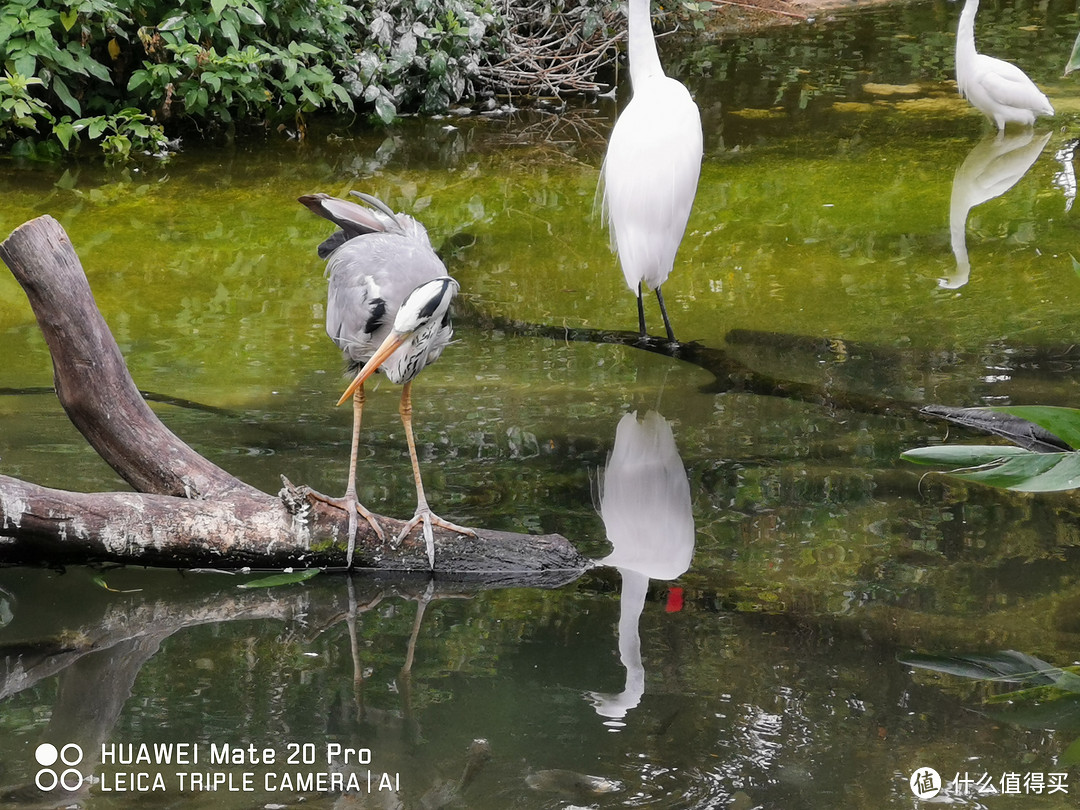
[0,216,589,580]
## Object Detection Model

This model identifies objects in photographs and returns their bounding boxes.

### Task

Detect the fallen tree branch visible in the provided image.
[0,216,588,579]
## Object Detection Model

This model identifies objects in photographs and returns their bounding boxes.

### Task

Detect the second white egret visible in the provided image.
[955,0,1053,131]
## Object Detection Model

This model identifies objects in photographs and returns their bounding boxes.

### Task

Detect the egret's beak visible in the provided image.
[336,330,408,406]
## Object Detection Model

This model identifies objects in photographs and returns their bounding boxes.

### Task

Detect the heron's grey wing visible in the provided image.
[325,242,393,366]
[300,193,404,258]
[300,193,391,232]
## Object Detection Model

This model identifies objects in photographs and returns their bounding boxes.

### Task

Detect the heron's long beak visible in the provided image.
[336,331,408,406]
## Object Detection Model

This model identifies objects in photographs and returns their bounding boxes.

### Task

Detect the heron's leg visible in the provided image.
[307,384,385,567]
[636,281,647,337]
[395,381,476,569]
[655,285,676,344]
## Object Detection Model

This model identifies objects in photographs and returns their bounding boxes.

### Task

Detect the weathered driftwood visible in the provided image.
[0,215,589,578]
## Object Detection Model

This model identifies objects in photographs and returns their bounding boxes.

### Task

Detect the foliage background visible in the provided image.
[0,0,628,159]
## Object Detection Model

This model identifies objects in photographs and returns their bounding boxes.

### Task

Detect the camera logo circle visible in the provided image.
[34,742,84,792]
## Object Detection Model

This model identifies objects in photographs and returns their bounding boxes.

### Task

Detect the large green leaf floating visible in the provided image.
[989,405,1080,450]
[1067,31,1080,76]
[902,406,1080,492]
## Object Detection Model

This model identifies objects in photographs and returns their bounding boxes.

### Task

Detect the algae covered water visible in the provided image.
[2,1,1080,807]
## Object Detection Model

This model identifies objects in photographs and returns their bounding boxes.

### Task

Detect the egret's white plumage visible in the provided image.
[300,192,474,569]
[955,0,1053,131]
[601,0,703,342]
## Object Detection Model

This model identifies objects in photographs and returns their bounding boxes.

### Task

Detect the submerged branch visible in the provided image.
[459,303,927,419]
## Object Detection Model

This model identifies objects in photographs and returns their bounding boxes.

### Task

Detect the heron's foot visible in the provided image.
[305,489,386,568]
[395,509,477,569]
[305,490,386,540]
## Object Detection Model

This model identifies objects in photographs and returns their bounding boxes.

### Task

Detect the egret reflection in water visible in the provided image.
[944,130,1051,289]
[587,411,695,723]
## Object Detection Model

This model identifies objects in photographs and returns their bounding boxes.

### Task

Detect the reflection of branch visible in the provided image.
[0,577,501,803]
[459,304,926,418]
[0,576,525,704]
[0,386,233,415]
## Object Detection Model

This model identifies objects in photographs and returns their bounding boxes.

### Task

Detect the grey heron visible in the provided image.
[601,0,703,343]
[299,191,476,570]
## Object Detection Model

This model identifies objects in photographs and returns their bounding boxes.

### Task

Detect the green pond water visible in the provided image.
[3,0,1080,807]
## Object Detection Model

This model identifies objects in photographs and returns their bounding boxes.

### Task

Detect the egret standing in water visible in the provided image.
[955,0,1053,131]
[601,0,703,343]
[300,192,475,570]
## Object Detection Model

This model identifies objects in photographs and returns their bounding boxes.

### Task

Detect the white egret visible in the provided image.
[601,0,703,343]
[955,0,1053,131]
[300,192,476,569]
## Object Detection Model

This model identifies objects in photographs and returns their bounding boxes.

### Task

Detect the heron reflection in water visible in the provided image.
[300,192,475,570]
[587,411,695,722]
[944,130,1050,289]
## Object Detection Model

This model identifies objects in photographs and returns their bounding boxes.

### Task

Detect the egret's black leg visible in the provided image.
[637,281,647,337]
[655,285,676,344]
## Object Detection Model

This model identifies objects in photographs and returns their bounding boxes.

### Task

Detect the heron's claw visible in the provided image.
[395,510,477,569]
[305,489,385,568]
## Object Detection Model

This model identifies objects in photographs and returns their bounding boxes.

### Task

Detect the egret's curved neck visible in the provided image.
[628,0,663,90]
[956,0,979,61]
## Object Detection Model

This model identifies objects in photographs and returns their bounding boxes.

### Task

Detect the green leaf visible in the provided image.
[238,569,320,588]
[374,94,395,123]
[235,5,264,26]
[1066,31,1080,76]
[54,120,76,150]
[59,9,78,31]
[211,0,228,17]
[987,405,1080,450]
[13,52,36,79]
[127,70,150,92]
[902,444,1080,492]
[51,75,80,115]
[86,116,107,139]
[900,445,1031,467]
[159,15,186,32]
[221,17,239,50]
[949,451,1080,492]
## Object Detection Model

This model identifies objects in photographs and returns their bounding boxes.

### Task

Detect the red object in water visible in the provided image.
[665,586,684,613]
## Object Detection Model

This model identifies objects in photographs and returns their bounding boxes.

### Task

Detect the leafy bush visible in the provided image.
[0,0,639,159]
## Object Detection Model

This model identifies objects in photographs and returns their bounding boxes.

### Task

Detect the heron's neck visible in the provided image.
[628,0,663,90]
[956,0,979,61]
